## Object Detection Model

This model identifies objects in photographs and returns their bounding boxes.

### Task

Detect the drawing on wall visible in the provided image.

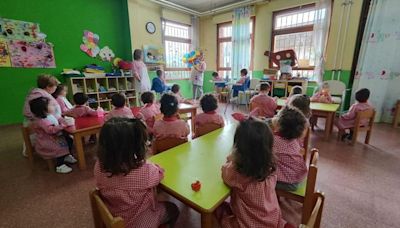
[80,30,100,57]
[0,40,11,67]
[99,46,115,62]
[0,18,45,41]
[8,40,56,68]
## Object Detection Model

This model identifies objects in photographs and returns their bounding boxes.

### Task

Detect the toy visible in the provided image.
[99,46,115,62]
[191,180,201,192]
[182,50,202,68]
[264,49,297,80]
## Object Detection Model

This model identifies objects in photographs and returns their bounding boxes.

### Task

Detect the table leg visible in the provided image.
[191,109,197,134]
[329,113,335,134]
[74,133,86,170]
[325,113,333,139]
[201,212,213,228]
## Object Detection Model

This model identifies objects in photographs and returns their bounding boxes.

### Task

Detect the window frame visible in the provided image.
[216,16,256,73]
[270,4,316,71]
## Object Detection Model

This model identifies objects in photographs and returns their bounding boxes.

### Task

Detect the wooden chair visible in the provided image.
[194,123,222,138]
[89,189,124,228]
[276,148,319,224]
[153,137,188,154]
[393,100,400,128]
[337,109,376,145]
[302,127,311,161]
[299,191,325,228]
[21,126,55,172]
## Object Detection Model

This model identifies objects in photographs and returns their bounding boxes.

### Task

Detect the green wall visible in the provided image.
[0,0,132,125]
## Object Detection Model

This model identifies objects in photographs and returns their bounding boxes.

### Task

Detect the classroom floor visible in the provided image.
[0,104,399,228]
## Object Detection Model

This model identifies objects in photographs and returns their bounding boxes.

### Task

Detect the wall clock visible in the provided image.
[146,22,156,34]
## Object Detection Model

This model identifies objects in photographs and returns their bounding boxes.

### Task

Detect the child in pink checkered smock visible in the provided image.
[94,118,179,228]
[64,93,99,118]
[195,94,224,130]
[215,118,294,228]
[140,92,161,130]
[105,93,134,121]
[272,106,308,191]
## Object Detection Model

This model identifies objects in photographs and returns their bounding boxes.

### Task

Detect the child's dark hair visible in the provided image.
[233,118,276,181]
[289,94,311,118]
[355,88,370,103]
[156,69,162,77]
[133,49,142,60]
[37,74,59,89]
[111,93,126,108]
[200,94,218,113]
[212,72,219,77]
[29,97,49,119]
[160,94,178,117]
[141,91,154,104]
[276,106,307,140]
[291,86,303,95]
[240,68,248,76]
[52,84,66,99]
[259,83,270,91]
[171,84,180,93]
[73,92,89,105]
[98,118,148,176]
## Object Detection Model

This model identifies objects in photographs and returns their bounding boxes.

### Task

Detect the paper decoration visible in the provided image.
[0,18,42,41]
[8,40,56,68]
[99,46,115,62]
[182,50,201,67]
[0,40,11,67]
[80,30,100,57]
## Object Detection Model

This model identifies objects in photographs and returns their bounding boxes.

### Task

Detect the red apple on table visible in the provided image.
[191,180,201,192]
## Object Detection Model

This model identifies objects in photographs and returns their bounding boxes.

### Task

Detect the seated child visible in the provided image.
[170,84,192,104]
[232,69,250,97]
[140,91,161,129]
[215,118,292,228]
[94,118,179,228]
[29,97,77,174]
[105,93,134,121]
[288,94,311,118]
[249,82,277,118]
[310,82,333,103]
[286,85,303,104]
[65,93,99,118]
[195,94,224,130]
[23,74,62,121]
[212,71,226,94]
[151,69,170,93]
[153,94,190,139]
[336,88,373,141]
[272,106,308,191]
[52,84,73,114]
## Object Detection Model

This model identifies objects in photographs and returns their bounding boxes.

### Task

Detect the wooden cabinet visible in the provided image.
[259,79,308,98]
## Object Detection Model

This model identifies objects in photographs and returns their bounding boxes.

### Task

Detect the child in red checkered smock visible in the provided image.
[140,92,161,130]
[195,94,224,129]
[272,106,308,191]
[94,118,179,228]
[215,118,294,228]
[64,93,99,118]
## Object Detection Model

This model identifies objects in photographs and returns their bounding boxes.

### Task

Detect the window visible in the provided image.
[162,20,191,80]
[271,4,319,79]
[217,18,255,79]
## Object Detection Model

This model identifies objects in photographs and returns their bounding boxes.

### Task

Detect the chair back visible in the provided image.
[354,109,375,129]
[300,191,325,228]
[303,127,311,160]
[324,80,346,96]
[244,77,251,90]
[89,189,124,228]
[194,123,222,138]
[154,137,188,154]
[303,148,319,224]
[249,78,261,90]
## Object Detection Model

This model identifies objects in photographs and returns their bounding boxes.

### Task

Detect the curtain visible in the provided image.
[352,0,400,122]
[313,0,331,83]
[191,15,200,50]
[231,6,251,81]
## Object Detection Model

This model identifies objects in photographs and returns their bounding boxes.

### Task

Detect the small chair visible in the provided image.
[194,123,222,138]
[337,109,376,145]
[302,127,311,161]
[276,148,319,224]
[299,191,325,228]
[153,137,188,154]
[393,100,400,128]
[89,189,124,228]
[21,126,55,172]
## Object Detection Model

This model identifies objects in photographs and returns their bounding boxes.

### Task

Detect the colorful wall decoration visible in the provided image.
[0,40,11,67]
[80,30,100,57]
[8,40,56,68]
[0,18,43,41]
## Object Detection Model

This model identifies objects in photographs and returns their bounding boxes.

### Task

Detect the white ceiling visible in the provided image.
[166,0,240,13]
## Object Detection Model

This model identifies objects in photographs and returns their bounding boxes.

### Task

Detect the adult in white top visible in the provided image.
[190,52,206,100]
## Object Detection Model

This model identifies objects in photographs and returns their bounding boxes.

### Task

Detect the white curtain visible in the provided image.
[353,0,400,122]
[191,15,200,50]
[231,6,251,81]
[313,0,331,83]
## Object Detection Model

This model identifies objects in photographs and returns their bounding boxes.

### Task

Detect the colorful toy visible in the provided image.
[80,30,100,57]
[182,50,202,68]
[99,46,115,62]
[191,180,201,192]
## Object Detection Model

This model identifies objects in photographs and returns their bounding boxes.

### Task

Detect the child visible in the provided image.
[105,93,134,121]
[140,91,161,129]
[170,84,192,104]
[289,85,303,97]
[288,94,311,118]
[336,88,373,141]
[52,84,73,114]
[232,69,250,97]
[151,69,170,93]
[310,82,332,103]
[249,83,277,118]
[65,93,99,118]
[215,118,290,228]
[29,97,77,174]
[153,94,190,139]
[195,94,224,129]
[23,74,61,120]
[272,106,308,191]
[94,118,179,228]
[212,71,226,94]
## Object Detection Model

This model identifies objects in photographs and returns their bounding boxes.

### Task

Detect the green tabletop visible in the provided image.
[277,98,339,112]
[149,124,236,212]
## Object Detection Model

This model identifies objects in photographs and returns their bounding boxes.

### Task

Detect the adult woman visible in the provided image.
[190,52,206,100]
[131,49,151,93]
